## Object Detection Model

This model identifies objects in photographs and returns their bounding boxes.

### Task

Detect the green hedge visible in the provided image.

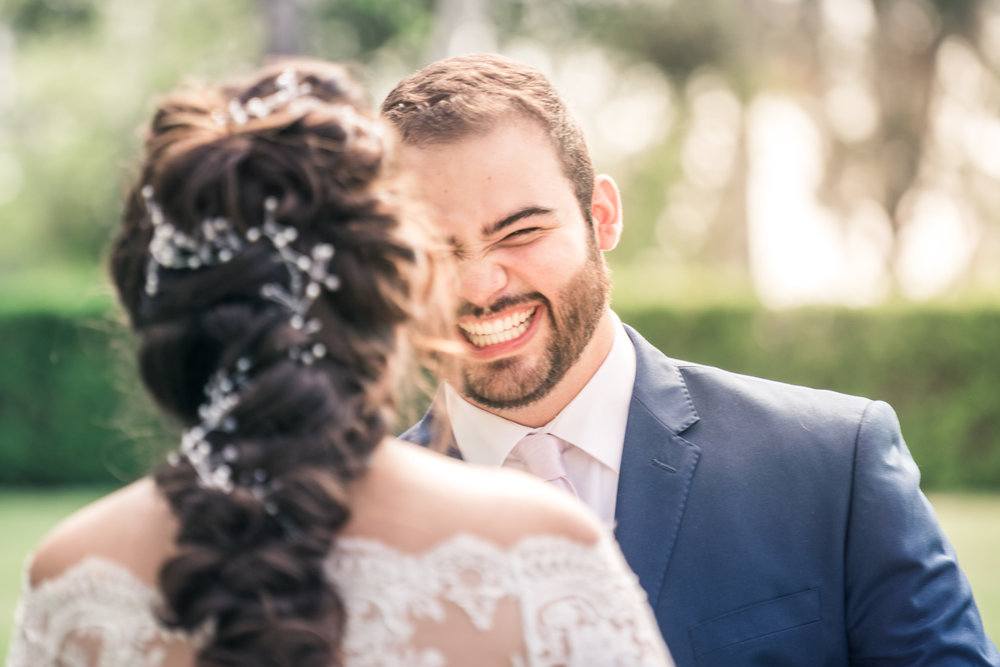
[1,307,999,488]
[623,307,1000,490]
[0,311,171,485]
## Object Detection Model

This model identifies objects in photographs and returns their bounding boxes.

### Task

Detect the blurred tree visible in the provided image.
[521,0,1000,303]
[3,0,999,306]
[264,0,306,56]
[308,0,434,61]
[817,0,995,298]
[0,0,260,277]
[4,0,97,35]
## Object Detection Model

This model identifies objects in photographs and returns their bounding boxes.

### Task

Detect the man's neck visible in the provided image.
[468,308,619,428]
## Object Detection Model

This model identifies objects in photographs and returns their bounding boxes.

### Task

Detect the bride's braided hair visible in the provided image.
[109,60,421,666]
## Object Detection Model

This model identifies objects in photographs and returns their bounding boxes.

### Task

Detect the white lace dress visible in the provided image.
[7,532,672,666]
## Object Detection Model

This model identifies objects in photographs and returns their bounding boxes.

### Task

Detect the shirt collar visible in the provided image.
[444,312,636,472]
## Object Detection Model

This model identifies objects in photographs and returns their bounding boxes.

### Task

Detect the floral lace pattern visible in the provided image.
[7,558,188,667]
[7,532,671,667]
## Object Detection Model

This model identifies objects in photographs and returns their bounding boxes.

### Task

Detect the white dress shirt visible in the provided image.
[444,313,637,523]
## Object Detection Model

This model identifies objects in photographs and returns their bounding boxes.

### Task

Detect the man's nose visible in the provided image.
[456,256,508,308]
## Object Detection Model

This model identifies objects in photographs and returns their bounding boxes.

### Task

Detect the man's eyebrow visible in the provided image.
[481,206,553,237]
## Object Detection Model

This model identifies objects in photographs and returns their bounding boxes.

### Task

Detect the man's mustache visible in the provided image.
[456,293,546,319]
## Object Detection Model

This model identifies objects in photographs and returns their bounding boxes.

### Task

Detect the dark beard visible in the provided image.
[460,247,609,410]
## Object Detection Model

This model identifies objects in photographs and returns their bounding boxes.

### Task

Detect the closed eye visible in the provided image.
[500,227,543,244]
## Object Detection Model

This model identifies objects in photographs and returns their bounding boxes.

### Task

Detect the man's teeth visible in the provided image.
[458,308,536,347]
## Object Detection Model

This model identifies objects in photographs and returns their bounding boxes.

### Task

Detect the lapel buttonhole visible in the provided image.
[651,458,677,473]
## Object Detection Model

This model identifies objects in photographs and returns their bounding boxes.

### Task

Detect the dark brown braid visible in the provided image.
[109,59,422,666]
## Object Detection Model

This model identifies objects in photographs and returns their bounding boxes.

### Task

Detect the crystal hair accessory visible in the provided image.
[168,360,251,496]
[143,185,245,296]
[215,68,319,126]
[144,187,342,499]
[252,196,341,338]
[167,357,287,515]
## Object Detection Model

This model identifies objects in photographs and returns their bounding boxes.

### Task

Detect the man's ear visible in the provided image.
[591,174,623,251]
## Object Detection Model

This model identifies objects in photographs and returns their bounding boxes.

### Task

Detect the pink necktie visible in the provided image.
[512,432,577,496]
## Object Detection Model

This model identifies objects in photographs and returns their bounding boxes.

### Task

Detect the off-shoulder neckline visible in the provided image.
[23,530,614,596]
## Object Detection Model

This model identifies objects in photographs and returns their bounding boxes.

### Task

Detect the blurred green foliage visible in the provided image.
[1,0,263,272]
[310,0,434,56]
[5,0,1000,301]
[5,0,98,35]
[0,307,171,485]
[624,306,1000,489]
[1,0,997,487]
[2,304,998,489]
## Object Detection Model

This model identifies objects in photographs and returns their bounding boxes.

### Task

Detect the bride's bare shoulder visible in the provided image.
[28,477,177,588]
[354,439,604,549]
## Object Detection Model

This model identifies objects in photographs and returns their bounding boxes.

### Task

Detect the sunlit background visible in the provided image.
[3,0,1000,310]
[2,0,1000,654]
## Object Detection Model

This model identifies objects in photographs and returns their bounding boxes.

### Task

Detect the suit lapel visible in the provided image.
[399,396,463,459]
[614,326,701,607]
[405,326,702,607]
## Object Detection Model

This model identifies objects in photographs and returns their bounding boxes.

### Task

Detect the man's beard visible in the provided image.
[459,248,610,410]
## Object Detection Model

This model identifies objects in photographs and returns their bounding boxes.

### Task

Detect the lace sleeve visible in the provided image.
[6,535,671,667]
[6,557,190,667]
[329,531,673,667]
[514,532,673,667]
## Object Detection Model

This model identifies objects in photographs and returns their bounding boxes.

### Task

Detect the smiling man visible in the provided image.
[408,114,619,426]
[384,54,999,666]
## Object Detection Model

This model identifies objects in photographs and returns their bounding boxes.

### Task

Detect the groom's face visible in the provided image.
[400,116,610,412]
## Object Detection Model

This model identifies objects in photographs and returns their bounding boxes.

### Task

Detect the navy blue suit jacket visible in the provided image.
[403,325,999,666]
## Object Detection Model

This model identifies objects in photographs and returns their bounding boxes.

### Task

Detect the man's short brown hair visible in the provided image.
[381,53,595,219]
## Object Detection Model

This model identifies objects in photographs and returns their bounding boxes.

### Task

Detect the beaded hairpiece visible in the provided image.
[142,186,245,296]
[145,68,383,503]
[146,188,340,502]
[215,68,318,127]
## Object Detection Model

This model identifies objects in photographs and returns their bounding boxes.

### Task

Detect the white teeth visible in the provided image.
[458,307,536,347]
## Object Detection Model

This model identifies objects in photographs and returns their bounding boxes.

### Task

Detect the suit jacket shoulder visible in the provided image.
[620,324,999,667]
